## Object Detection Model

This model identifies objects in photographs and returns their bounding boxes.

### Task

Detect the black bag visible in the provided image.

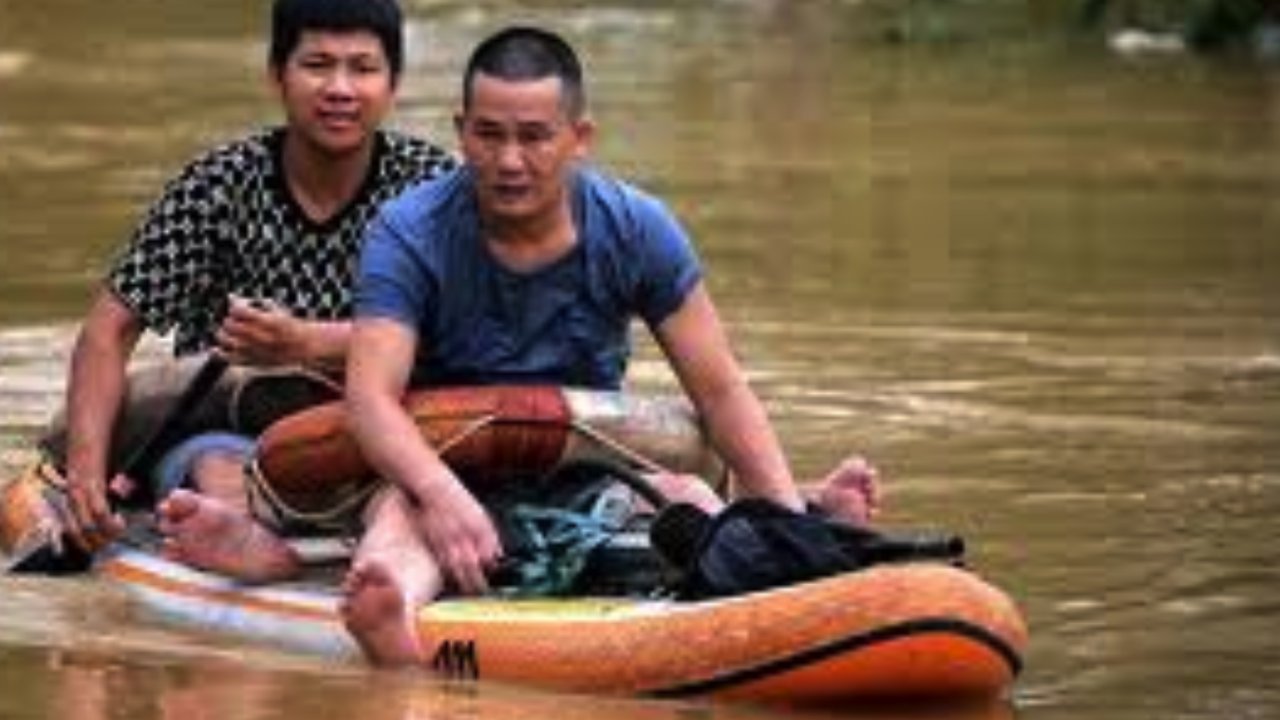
[651,498,965,600]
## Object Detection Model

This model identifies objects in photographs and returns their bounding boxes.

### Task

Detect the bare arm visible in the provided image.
[344,317,501,594]
[653,282,804,511]
[63,289,144,551]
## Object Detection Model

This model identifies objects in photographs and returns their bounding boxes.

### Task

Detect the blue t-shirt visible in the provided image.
[356,166,702,390]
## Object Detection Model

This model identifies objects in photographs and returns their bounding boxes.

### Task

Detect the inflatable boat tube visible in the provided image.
[253,385,725,515]
[96,541,1027,705]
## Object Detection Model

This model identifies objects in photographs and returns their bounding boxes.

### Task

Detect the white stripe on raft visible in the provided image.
[99,546,358,658]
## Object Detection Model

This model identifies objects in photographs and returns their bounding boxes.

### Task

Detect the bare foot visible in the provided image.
[340,560,423,666]
[157,489,300,582]
[813,456,882,525]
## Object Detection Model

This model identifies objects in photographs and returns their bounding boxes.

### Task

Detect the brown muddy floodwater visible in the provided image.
[2,2,1279,720]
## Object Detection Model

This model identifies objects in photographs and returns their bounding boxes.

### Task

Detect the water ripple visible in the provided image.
[0,51,31,78]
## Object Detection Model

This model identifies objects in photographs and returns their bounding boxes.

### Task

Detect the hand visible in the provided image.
[412,478,503,596]
[216,295,305,366]
[643,472,724,513]
[62,470,128,553]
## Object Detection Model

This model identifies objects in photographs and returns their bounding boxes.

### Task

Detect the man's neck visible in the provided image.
[281,132,376,225]
[483,198,578,273]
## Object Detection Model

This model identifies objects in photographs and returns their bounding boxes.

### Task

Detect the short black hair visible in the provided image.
[269,0,404,79]
[463,26,586,119]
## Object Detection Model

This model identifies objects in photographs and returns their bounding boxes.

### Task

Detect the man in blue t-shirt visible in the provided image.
[339,26,878,665]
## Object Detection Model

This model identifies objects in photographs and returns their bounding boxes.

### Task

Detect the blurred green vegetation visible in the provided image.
[1079,0,1279,51]
[859,0,1279,55]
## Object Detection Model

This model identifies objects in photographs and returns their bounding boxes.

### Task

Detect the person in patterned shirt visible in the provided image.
[58,0,454,575]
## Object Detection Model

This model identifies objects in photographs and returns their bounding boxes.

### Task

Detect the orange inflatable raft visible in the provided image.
[97,542,1026,705]
[3,382,1028,706]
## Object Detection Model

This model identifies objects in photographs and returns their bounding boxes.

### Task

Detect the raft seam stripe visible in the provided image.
[648,616,1023,698]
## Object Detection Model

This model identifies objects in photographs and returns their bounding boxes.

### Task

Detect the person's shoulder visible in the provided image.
[378,165,468,230]
[578,166,676,228]
[188,128,275,168]
[583,166,668,204]
[169,128,276,185]
[377,128,458,180]
[379,128,449,158]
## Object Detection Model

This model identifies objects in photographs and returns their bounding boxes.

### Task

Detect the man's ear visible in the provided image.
[572,116,596,160]
[267,64,285,96]
[452,111,466,138]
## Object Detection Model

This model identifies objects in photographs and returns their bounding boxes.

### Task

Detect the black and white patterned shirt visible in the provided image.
[109,127,454,355]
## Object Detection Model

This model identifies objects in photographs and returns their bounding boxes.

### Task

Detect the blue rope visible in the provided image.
[495,501,621,597]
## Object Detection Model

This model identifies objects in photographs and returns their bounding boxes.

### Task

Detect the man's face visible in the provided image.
[456,73,592,226]
[274,30,396,157]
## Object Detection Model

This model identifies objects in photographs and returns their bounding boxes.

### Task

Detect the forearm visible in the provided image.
[656,284,803,509]
[346,387,458,504]
[64,343,127,479]
[344,317,459,506]
[295,319,351,375]
[64,294,141,479]
[695,381,802,510]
